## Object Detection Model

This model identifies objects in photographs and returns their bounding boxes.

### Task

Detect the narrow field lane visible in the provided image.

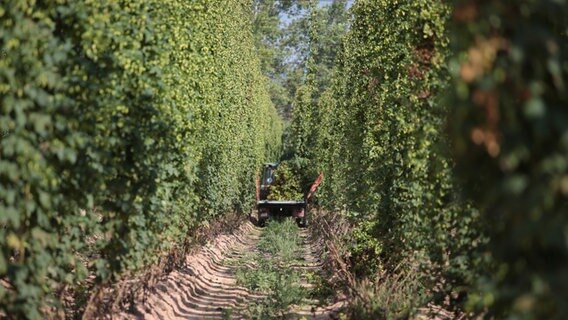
[118,218,344,320]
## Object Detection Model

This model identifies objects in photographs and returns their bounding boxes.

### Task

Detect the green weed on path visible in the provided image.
[235,219,308,319]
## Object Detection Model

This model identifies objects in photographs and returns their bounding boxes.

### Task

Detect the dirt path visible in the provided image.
[118,220,343,320]
[288,229,346,320]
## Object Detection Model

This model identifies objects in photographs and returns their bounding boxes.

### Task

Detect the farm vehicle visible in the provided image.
[256,163,323,227]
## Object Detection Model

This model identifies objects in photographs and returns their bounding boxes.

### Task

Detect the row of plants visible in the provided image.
[288,0,567,318]
[0,0,281,318]
[449,1,568,317]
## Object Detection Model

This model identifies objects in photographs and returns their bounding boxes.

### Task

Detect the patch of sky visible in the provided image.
[279,0,353,28]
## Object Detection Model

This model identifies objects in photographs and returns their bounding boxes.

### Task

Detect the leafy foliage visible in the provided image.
[449,1,568,318]
[288,0,487,315]
[251,0,349,122]
[252,0,310,120]
[0,0,281,318]
[348,261,427,320]
[287,0,350,164]
[290,0,568,318]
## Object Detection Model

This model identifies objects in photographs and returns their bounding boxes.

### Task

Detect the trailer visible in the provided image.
[256,163,323,227]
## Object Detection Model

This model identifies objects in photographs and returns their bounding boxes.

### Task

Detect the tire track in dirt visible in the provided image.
[119,222,262,319]
[289,229,346,320]
[118,220,344,320]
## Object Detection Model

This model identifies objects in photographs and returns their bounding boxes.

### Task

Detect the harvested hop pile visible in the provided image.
[267,163,304,201]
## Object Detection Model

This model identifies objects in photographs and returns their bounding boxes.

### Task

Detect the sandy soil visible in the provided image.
[116,221,344,320]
